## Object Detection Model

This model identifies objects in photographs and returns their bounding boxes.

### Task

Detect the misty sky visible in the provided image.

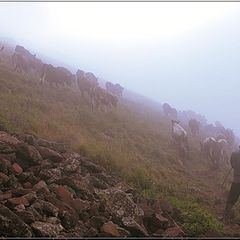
[0,2,240,135]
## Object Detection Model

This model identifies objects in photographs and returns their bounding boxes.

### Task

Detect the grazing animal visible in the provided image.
[11,52,29,76]
[171,120,189,160]
[218,138,229,163]
[163,103,177,120]
[0,45,4,52]
[93,86,118,111]
[76,69,99,100]
[188,118,200,135]
[41,64,63,87]
[201,137,221,168]
[105,81,124,97]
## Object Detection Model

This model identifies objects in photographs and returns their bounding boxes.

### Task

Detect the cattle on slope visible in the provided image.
[105,81,124,97]
[93,86,118,111]
[12,45,43,80]
[188,118,200,135]
[171,120,189,161]
[163,103,177,120]
[76,69,99,100]
[200,137,222,169]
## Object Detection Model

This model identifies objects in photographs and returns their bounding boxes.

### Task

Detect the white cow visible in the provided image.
[217,138,229,163]
[171,120,189,160]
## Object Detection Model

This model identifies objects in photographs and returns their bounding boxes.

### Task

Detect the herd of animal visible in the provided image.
[165,103,234,169]
[0,45,124,110]
[0,44,235,169]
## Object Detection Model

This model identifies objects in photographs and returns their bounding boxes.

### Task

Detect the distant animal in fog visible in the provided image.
[93,86,118,111]
[0,46,4,52]
[188,118,200,135]
[105,81,124,97]
[163,103,177,120]
[0,45,4,64]
[76,69,99,100]
[11,52,29,75]
[200,137,221,168]
[171,120,189,160]
[217,138,229,163]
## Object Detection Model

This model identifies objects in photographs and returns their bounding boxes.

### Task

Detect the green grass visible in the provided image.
[0,65,231,236]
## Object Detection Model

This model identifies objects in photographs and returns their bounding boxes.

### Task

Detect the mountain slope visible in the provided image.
[0,63,239,236]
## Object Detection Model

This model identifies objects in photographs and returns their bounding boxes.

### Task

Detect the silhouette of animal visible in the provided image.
[163,103,177,120]
[188,118,200,135]
[76,69,99,100]
[106,81,124,97]
[171,120,189,160]
[201,137,221,168]
[218,138,229,163]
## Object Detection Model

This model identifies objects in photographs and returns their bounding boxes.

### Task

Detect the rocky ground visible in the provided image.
[0,130,185,238]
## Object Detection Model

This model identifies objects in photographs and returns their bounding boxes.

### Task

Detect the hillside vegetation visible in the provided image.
[0,64,239,236]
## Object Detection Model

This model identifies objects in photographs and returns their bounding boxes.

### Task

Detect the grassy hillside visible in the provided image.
[0,65,238,236]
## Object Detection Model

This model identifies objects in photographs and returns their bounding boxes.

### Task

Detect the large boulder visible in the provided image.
[0,131,22,154]
[16,143,42,168]
[38,146,63,162]
[0,204,32,237]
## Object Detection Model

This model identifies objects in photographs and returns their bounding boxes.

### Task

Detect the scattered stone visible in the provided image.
[11,163,23,175]
[38,146,63,162]
[7,196,29,207]
[101,221,120,237]
[31,221,63,237]
[162,226,185,237]
[0,203,32,237]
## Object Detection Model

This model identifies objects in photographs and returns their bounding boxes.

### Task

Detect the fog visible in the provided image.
[0,2,240,135]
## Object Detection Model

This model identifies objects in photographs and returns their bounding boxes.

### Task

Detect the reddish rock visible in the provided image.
[11,163,23,175]
[101,221,120,237]
[152,213,169,229]
[0,192,12,201]
[23,191,37,204]
[56,185,73,206]
[73,198,90,212]
[85,227,98,237]
[12,188,32,197]
[162,226,185,237]
[0,158,11,174]
[38,146,63,162]
[0,172,10,183]
[7,196,29,207]
[23,182,32,189]
[33,180,50,193]
[31,221,63,237]
[141,203,155,218]
[0,203,32,237]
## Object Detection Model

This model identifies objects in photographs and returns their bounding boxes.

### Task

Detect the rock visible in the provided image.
[11,188,32,196]
[122,217,149,236]
[81,158,105,173]
[7,174,21,188]
[152,213,169,229]
[0,158,11,174]
[47,216,61,224]
[31,221,63,237]
[33,180,50,194]
[45,195,78,227]
[23,191,37,204]
[161,226,185,237]
[90,216,107,229]
[14,204,25,211]
[0,192,12,201]
[16,210,35,224]
[101,221,120,237]
[0,132,21,153]
[85,227,98,237]
[18,171,35,183]
[27,205,43,221]
[0,171,10,184]
[37,138,66,153]
[38,146,63,162]
[7,196,29,207]
[11,163,23,175]
[23,182,32,189]
[0,203,32,237]
[101,188,144,221]
[63,156,81,173]
[38,168,62,183]
[73,198,90,213]
[16,143,42,167]
[88,176,109,189]
[31,200,59,217]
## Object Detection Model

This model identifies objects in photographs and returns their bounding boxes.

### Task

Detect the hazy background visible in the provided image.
[0,2,240,135]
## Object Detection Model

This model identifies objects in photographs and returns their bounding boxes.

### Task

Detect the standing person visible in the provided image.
[223,146,240,222]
